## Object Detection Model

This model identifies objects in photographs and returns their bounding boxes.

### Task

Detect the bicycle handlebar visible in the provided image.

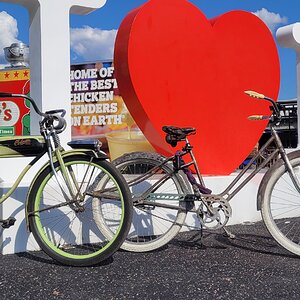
[244,90,281,121]
[0,92,46,117]
[248,115,270,121]
[0,92,14,98]
[244,91,265,99]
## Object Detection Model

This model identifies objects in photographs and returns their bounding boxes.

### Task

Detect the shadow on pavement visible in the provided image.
[15,251,114,267]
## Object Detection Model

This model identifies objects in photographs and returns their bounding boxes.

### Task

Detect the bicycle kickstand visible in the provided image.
[223,227,236,239]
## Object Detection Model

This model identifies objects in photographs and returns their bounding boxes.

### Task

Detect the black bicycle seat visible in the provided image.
[162,126,196,147]
[162,126,196,137]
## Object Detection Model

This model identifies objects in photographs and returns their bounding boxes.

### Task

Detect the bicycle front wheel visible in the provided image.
[261,154,300,256]
[27,155,132,266]
[93,152,190,252]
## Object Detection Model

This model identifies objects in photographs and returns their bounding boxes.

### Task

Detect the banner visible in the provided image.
[0,62,154,159]
[70,61,146,156]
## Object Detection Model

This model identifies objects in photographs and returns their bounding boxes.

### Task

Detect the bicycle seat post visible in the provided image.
[185,137,206,187]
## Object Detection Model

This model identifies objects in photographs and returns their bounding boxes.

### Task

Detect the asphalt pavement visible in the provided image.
[1,221,300,300]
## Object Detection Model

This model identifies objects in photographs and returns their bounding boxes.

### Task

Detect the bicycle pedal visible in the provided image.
[0,217,16,229]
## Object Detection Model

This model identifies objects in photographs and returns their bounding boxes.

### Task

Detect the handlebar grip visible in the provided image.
[52,115,67,132]
[0,93,13,98]
[244,91,265,99]
[248,115,270,121]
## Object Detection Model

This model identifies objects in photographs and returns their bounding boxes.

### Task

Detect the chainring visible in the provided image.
[197,195,232,230]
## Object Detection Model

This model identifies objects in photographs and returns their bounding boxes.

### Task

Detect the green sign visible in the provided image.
[0,127,15,136]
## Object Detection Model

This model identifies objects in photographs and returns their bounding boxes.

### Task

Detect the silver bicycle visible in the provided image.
[93,91,300,256]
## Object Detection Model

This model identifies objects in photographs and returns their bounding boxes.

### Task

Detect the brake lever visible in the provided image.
[45,109,66,117]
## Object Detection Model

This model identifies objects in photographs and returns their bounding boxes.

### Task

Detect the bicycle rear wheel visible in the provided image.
[93,152,191,252]
[27,155,132,266]
[260,153,300,256]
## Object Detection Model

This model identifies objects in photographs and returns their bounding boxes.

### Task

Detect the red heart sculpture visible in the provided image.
[114,0,280,175]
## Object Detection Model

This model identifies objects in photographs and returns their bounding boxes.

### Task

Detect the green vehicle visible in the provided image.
[0,92,132,267]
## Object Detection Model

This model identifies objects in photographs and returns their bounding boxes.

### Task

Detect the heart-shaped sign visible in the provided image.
[114,0,280,175]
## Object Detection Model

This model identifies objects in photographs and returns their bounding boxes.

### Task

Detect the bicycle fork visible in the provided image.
[48,148,94,209]
[273,128,300,193]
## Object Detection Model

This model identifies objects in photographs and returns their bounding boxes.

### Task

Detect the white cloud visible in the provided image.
[253,8,288,33]
[70,26,117,61]
[0,11,20,62]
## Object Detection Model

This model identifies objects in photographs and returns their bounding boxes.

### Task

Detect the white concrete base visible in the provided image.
[0,182,39,254]
[0,157,47,255]
[0,163,266,254]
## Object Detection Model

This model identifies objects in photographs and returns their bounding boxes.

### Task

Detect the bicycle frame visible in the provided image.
[199,127,297,201]
[125,125,300,208]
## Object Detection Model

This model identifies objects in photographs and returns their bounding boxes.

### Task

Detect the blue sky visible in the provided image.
[0,0,298,100]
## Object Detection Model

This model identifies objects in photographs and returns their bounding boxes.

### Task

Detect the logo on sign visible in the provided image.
[0,101,20,126]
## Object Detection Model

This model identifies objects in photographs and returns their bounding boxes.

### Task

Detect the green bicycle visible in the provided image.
[0,92,132,266]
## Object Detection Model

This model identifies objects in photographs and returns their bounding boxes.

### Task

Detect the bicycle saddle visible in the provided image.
[162,126,196,147]
[162,126,196,137]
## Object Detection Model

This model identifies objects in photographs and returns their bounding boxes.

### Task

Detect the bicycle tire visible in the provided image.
[27,154,132,266]
[260,153,300,256]
[93,152,190,252]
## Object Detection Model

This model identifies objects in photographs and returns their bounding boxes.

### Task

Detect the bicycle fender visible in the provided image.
[24,150,108,230]
[257,150,300,210]
[60,148,108,160]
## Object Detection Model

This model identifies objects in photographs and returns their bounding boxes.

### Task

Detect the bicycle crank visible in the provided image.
[197,196,232,230]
